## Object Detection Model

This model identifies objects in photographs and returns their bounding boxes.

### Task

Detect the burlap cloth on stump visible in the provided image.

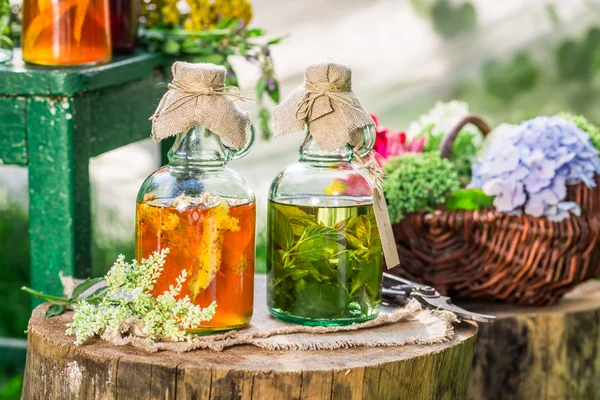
[61,276,457,353]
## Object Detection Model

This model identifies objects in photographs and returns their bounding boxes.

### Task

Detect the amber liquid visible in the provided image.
[136,199,255,333]
[22,0,112,66]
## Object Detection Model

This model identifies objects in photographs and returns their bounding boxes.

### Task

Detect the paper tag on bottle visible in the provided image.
[372,186,400,269]
[353,150,400,270]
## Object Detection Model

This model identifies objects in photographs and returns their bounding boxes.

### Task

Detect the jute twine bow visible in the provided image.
[294,81,361,122]
[151,81,252,120]
[150,62,252,149]
[354,149,385,190]
[272,61,375,151]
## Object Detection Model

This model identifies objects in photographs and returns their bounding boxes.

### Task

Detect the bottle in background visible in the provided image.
[109,0,138,54]
[22,0,112,66]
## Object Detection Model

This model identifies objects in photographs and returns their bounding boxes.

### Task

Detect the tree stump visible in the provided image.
[466,280,600,400]
[23,305,477,399]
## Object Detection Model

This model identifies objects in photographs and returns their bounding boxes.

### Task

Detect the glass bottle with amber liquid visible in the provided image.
[22,0,112,65]
[267,62,384,326]
[137,62,256,333]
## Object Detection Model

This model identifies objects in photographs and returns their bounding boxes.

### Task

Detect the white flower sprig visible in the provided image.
[67,249,216,345]
[24,249,216,345]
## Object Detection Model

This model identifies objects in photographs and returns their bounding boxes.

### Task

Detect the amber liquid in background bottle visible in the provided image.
[136,198,255,333]
[22,0,112,66]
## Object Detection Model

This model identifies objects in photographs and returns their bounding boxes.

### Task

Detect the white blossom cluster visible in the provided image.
[66,249,216,345]
[406,100,482,145]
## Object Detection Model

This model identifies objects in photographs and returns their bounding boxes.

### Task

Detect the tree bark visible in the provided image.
[466,280,600,400]
[23,304,477,399]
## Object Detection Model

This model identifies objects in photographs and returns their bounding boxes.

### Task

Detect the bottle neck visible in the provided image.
[168,125,229,169]
[299,126,377,165]
[299,135,354,164]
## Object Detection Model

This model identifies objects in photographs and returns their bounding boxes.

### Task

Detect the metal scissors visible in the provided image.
[382,272,495,323]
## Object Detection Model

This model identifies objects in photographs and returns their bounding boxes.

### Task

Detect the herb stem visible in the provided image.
[21,286,69,303]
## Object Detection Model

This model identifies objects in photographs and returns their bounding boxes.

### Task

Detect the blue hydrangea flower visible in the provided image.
[470,116,600,221]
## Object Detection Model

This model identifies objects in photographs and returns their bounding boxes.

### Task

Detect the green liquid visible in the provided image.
[267,200,383,326]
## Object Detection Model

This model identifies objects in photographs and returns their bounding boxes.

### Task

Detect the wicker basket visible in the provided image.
[390,116,600,306]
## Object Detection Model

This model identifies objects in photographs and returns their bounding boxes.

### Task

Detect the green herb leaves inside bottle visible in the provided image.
[267,201,383,325]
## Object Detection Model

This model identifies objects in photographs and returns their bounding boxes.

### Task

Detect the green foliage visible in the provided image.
[268,203,382,319]
[558,112,600,151]
[255,230,267,274]
[555,27,600,81]
[0,196,29,400]
[420,127,479,183]
[482,51,540,102]
[0,0,13,53]
[431,0,476,38]
[0,374,22,400]
[22,276,109,318]
[0,200,30,339]
[445,188,493,211]
[383,152,461,223]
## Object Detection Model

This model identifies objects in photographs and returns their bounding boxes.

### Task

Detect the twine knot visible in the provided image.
[353,150,384,190]
[167,80,253,101]
[151,80,252,121]
[295,81,359,122]
[149,61,252,149]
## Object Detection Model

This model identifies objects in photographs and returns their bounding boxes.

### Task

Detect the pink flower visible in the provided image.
[371,113,391,157]
[325,174,373,197]
[372,151,387,167]
[370,113,424,164]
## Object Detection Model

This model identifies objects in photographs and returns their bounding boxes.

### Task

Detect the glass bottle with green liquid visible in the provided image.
[267,61,384,326]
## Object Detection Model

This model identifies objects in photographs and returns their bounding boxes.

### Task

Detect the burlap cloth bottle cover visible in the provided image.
[58,62,458,352]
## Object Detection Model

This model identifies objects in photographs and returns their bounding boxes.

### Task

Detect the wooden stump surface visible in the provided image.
[465,280,600,400]
[23,297,477,400]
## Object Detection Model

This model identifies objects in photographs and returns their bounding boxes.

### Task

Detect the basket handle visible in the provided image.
[439,115,492,159]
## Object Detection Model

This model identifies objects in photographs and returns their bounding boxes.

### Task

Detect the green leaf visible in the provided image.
[216,17,233,29]
[303,225,345,243]
[246,28,265,37]
[272,209,294,251]
[349,250,383,297]
[355,216,372,246]
[345,215,376,246]
[294,284,348,318]
[256,76,267,103]
[71,277,105,300]
[445,188,494,211]
[275,267,309,282]
[271,202,318,236]
[294,225,345,262]
[344,233,364,250]
[258,107,272,139]
[431,0,477,38]
[162,38,181,55]
[267,80,280,103]
[46,304,65,318]
[89,285,109,298]
[267,35,288,46]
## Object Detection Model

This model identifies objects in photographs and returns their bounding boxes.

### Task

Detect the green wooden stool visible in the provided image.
[0,50,171,299]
